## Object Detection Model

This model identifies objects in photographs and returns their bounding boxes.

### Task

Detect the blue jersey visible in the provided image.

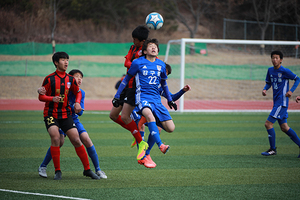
[128,56,168,104]
[69,88,85,122]
[59,88,86,136]
[265,66,297,107]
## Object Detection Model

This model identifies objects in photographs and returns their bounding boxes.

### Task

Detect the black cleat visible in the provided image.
[83,169,100,180]
[54,170,62,180]
[261,148,277,156]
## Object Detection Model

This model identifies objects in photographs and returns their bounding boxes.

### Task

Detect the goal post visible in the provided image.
[164,38,300,112]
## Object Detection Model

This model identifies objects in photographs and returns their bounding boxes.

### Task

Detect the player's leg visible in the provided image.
[47,126,62,179]
[63,117,99,179]
[262,107,278,156]
[110,105,129,128]
[151,103,173,153]
[122,103,147,159]
[160,120,175,133]
[79,128,107,179]
[39,131,65,178]
[279,118,300,157]
[142,107,165,151]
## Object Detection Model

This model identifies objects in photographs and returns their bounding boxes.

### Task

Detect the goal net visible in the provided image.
[163,38,300,112]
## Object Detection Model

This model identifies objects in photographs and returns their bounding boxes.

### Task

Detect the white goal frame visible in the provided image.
[164,38,300,112]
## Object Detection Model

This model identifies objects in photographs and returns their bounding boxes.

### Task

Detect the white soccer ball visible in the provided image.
[145,12,164,30]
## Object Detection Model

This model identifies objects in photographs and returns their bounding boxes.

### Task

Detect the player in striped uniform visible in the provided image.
[261,50,300,158]
[109,25,150,161]
[38,52,99,180]
[38,69,107,179]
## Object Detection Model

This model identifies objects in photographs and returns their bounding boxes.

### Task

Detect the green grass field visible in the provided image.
[0,111,300,199]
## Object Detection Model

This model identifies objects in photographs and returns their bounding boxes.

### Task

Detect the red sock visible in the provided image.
[115,115,129,130]
[127,119,143,143]
[50,146,60,171]
[138,116,147,131]
[75,145,90,171]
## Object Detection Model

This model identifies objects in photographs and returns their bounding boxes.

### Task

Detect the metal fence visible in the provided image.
[223,18,300,57]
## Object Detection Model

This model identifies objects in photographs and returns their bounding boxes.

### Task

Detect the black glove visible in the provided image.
[168,101,177,111]
[112,97,120,107]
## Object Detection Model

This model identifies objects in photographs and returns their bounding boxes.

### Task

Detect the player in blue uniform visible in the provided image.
[130,63,191,168]
[261,50,300,157]
[113,38,177,167]
[38,69,107,179]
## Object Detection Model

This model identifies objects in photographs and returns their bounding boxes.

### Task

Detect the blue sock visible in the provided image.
[87,145,100,172]
[146,131,156,155]
[40,147,52,168]
[285,128,300,147]
[140,131,145,140]
[267,128,276,150]
[148,122,163,148]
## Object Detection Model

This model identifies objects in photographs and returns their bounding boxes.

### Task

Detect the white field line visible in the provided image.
[0,189,92,200]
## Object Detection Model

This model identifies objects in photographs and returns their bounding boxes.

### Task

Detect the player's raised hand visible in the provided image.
[112,97,120,107]
[168,101,177,111]
[183,84,191,92]
[296,96,300,103]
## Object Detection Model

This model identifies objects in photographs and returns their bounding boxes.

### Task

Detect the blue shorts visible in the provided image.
[137,100,172,123]
[267,105,288,125]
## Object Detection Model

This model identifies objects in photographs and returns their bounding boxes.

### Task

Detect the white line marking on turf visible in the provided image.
[0,189,92,200]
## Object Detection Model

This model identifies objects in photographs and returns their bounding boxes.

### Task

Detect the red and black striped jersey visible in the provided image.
[40,70,81,119]
[124,45,143,88]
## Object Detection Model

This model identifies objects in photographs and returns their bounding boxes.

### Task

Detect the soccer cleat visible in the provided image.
[96,170,107,179]
[146,154,156,168]
[38,166,47,178]
[131,138,137,148]
[53,170,62,180]
[137,141,149,160]
[83,169,100,180]
[138,156,156,168]
[159,143,170,154]
[261,148,277,156]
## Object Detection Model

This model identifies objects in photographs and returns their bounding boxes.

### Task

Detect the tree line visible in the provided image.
[0,0,299,44]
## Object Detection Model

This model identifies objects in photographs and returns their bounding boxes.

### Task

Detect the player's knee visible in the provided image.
[165,125,175,133]
[264,121,272,129]
[70,137,82,147]
[280,124,289,132]
[109,113,118,121]
[121,115,131,124]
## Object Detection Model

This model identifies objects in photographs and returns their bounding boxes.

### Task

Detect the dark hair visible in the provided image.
[69,69,83,77]
[52,52,69,67]
[165,63,172,75]
[142,38,160,56]
[271,50,283,59]
[132,25,149,41]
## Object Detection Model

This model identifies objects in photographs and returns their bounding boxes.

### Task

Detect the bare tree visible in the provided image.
[251,0,290,54]
[160,0,212,39]
[49,0,58,53]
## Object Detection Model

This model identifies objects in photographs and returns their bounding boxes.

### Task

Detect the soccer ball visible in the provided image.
[145,12,164,30]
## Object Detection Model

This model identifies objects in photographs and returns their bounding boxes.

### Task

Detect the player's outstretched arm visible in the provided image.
[161,79,177,110]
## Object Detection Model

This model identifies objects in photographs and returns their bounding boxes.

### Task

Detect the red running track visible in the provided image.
[0,99,299,111]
